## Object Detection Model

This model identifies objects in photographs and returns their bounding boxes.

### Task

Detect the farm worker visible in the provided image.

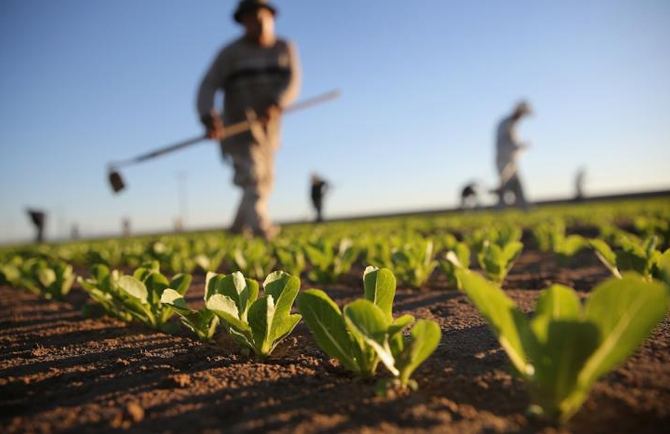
[494,101,532,210]
[197,0,301,240]
[575,166,587,201]
[26,209,46,243]
[310,173,329,223]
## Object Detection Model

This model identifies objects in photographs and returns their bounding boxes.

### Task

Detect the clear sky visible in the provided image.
[1,0,669,243]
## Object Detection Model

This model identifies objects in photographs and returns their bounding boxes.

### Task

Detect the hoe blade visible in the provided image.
[109,169,126,193]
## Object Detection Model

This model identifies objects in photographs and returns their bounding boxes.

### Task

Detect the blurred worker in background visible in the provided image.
[493,101,532,210]
[575,166,587,201]
[310,173,329,222]
[197,0,301,240]
[26,209,46,243]
[460,181,480,209]
[122,218,131,237]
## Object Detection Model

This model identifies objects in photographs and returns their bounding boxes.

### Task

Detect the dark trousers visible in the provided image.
[312,198,323,222]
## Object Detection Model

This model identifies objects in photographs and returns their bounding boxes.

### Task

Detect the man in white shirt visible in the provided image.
[494,101,532,210]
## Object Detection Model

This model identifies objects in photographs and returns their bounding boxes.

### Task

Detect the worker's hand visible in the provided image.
[201,113,224,139]
[260,103,281,124]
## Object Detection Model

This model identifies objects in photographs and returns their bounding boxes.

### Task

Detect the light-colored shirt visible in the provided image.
[495,115,524,176]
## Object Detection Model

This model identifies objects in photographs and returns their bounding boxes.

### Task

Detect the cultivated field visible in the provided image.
[1,198,669,433]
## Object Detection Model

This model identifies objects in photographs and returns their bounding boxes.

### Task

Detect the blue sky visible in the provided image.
[1,0,669,243]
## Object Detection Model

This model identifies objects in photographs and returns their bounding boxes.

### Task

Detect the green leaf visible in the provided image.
[363,266,396,321]
[263,271,301,339]
[160,288,192,316]
[248,295,276,356]
[170,273,192,296]
[397,320,441,386]
[118,276,148,303]
[502,241,524,267]
[206,293,250,333]
[388,314,415,337]
[37,268,57,288]
[589,239,621,278]
[217,272,255,320]
[530,285,583,343]
[297,289,359,373]
[204,271,223,300]
[143,272,170,305]
[527,321,600,423]
[271,314,302,346]
[579,274,669,387]
[457,269,531,375]
[343,299,395,375]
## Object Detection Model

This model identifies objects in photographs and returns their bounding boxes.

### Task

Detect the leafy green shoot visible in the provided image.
[457,269,669,423]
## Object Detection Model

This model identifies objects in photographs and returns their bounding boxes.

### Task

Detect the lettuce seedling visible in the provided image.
[468,225,522,256]
[205,271,301,358]
[391,240,438,288]
[79,264,132,322]
[79,261,191,332]
[21,259,75,300]
[589,236,665,280]
[275,244,307,278]
[231,239,277,280]
[456,269,669,423]
[438,242,470,289]
[552,234,587,266]
[304,238,358,283]
[298,267,440,390]
[0,256,23,287]
[476,240,523,284]
[194,249,227,273]
[161,289,219,342]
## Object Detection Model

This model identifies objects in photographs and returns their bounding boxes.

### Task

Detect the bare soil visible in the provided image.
[1,249,669,433]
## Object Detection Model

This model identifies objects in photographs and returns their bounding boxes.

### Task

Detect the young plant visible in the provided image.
[0,256,23,287]
[476,240,523,284]
[21,259,75,300]
[298,267,440,390]
[391,239,438,288]
[456,269,669,423]
[438,242,470,289]
[78,264,132,322]
[78,261,191,332]
[589,236,664,280]
[274,244,307,278]
[204,271,301,358]
[304,238,358,283]
[194,248,227,273]
[231,239,277,280]
[552,234,587,266]
[160,289,220,342]
[468,225,523,256]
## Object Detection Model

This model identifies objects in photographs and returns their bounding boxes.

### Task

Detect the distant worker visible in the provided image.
[197,0,301,240]
[494,101,532,210]
[26,209,46,243]
[460,181,480,209]
[122,218,131,237]
[70,224,80,240]
[310,173,329,222]
[575,166,587,201]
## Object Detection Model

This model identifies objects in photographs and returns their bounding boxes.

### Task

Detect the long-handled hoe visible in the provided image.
[108,90,340,193]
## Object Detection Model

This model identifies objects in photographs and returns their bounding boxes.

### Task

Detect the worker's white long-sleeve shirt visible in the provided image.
[495,115,524,176]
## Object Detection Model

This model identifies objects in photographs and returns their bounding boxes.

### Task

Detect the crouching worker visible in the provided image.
[197,0,301,240]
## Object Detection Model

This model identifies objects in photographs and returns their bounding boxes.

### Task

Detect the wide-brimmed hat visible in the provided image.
[233,0,278,23]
